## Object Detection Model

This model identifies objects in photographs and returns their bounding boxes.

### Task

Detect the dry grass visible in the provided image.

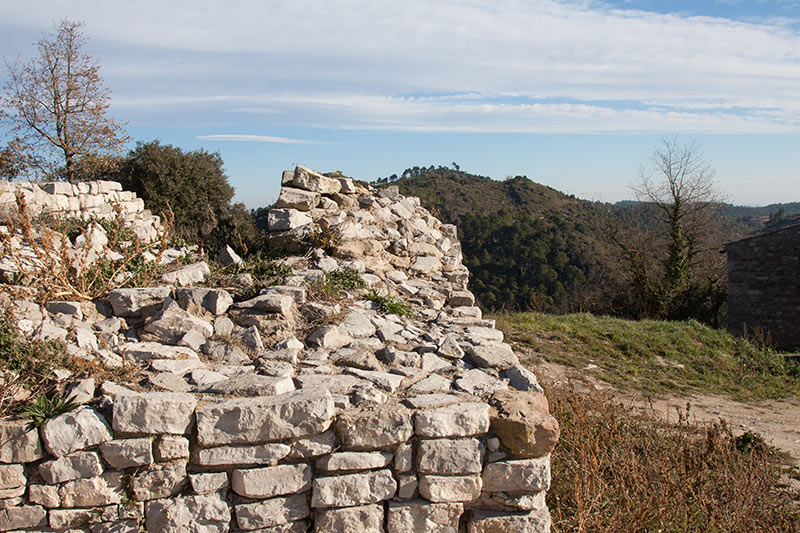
[547,381,800,532]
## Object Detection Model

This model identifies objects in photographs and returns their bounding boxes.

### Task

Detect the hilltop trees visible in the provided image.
[1,19,127,182]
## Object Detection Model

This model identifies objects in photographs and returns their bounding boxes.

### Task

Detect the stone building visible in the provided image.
[724,221,800,350]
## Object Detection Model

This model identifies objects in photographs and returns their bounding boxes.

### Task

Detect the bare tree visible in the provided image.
[1,19,128,182]
[614,138,727,322]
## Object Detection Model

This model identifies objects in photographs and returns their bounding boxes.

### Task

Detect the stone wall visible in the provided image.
[0,167,559,532]
[0,180,161,242]
[725,222,800,350]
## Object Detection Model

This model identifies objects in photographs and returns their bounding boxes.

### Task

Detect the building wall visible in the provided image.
[726,223,800,350]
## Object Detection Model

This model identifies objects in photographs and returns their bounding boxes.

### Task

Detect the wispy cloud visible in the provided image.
[197,134,319,144]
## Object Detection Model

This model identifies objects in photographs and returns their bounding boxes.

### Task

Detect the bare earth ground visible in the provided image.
[534,360,800,471]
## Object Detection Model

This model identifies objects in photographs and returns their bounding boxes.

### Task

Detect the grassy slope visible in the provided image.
[494,312,800,401]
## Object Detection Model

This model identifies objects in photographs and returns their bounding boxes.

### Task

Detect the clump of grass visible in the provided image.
[495,312,800,401]
[321,268,367,298]
[20,392,79,427]
[547,381,800,532]
[306,228,340,253]
[366,290,414,317]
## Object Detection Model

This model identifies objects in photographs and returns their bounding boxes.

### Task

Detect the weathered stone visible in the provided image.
[143,300,213,343]
[502,365,544,393]
[268,209,313,231]
[417,438,483,475]
[204,374,295,397]
[235,293,295,314]
[455,369,507,396]
[408,374,453,394]
[196,443,291,466]
[465,343,519,370]
[41,406,112,457]
[437,335,465,360]
[482,456,551,492]
[288,431,336,459]
[314,504,384,533]
[150,358,206,373]
[335,403,413,450]
[216,244,242,266]
[146,493,231,533]
[190,472,229,495]
[342,310,377,338]
[156,435,190,461]
[0,464,24,490]
[395,443,413,473]
[99,438,154,469]
[161,261,210,286]
[468,508,551,533]
[398,473,418,499]
[316,451,393,472]
[415,403,490,438]
[288,166,342,194]
[113,392,197,435]
[179,328,206,350]
[122,342,199,362]
[235,494,310,529]
[174,287,234,315]
[0,505,47,530]
[344,368,404,392]
[294,374,358,395]
[276,186,320,211]
[420,352,450,372]
[232,464,312,498]
[448,291,475,307]
[131,461,188,501]
[39,451,104,484]
[490,390,560,458]
[28,484,60,507]
[311,469,396,508]
[0,419,43,463]
[108,287,171,317]
[306,324,352,350]
[149,372,192,392]
[418,475,482,503]
[59,472,125,507]
[387,501,464,533]
[196,390,335,446]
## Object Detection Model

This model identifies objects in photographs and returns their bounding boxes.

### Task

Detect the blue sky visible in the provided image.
[1,0,799,208]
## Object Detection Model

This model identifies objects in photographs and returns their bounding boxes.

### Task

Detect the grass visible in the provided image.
[493,312,800,402]
[547,381,800,532]
[365,290,414,317]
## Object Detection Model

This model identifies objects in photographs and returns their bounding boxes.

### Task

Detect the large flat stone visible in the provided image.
[99,438,154,469]
[316,451,393,473]
[41,407,113,457]
[489,390,560,458]
[468,508,551,533]
[196,390,335,446]
[174,287,234,315]
[231,464,312,498]
[146,493,230,533]
[204,374,295,397]
[387,501,464,533]
[287,166,342,195]
[415,403,490,438]
[235,494,310,529]
[38,451,103,484]
[0,419,44,463]
[196,443,291,467]
[482,457,551,493]
[315,504,384,533]
[131,461,188,501]
[108,287,171,317]
[113,392,197,435]
[0,464,25,490]
[122,342,199,362]
[311,469,396,508]
[58,472,125,507]
[0,505,47,531]
[335,403,413,450]
[465,343,519,370]
[418,475,482,503]
[417,438,483,475]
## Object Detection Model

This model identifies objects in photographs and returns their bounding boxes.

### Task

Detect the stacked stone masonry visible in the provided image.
[0,166,560,532]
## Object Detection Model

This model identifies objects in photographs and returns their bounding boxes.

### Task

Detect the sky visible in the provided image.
[1,0,799,208]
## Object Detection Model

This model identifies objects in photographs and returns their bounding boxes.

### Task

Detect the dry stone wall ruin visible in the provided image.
[0,167,559,532]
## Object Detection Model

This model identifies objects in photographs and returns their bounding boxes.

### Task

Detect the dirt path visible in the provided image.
[535,360,800,468]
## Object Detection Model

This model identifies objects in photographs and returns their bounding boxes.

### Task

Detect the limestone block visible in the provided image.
[108,287,172,317]
[316,451,393,473]
[155,435,190,461]
[150,358,206,374]
[387,501,464,533]
[436,334,465,360]
[311,469,397,508]
[276,186,320,211]
[0,419,43,464]
[235,292,295,314]
[482,456,551,493]
[294,374,359,395]
[196,390,335,446]
[174,287,234,315]
[232,464,312,498]
[417,438,483,475]
[411,256,441,275]
[113,392,197,435]
[335,403,413,450]
[143,300,214,343]
[98,438,154,469]
[465,343,519,370]
[268,209,313,231]
[288,431,336,459]
[0,464,25,490]
[468,508,551,533]
[204,375,295,397]
[190,472,229,494]
[235,493,310,529]
[216,244,242,266]
[289,166,342,195]
[398,474,418,499]
[39,451,104,484]
[415,403,490,438]
[418,475,482,503]
[454,369,508,396]
[122,342,199,362]
[502,365,544,393]
[448,291,475,307]
[408,374,453,394]
[489,390,560,458]
[196,442,291,467]
[314,504,384,533]
[344,368,404,393]
[0,505,47,530]
[395,443,413,473]
[146,493,231,533]
[306,324,352,350]
[59,472,125,507]
[131,461,188,501]
[161,261,210,286]
[28,484,60,507]
[41,406,113,457]
[342,310,377,338]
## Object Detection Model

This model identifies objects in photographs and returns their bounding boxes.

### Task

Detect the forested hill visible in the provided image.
[381,167,624,312]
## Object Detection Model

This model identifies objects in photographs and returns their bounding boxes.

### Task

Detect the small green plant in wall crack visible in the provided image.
[21,392,80,427]
[366,290,414,317]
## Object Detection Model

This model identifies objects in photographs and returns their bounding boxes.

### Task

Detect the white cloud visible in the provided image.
[197,134,318,144]
[2,0,799,134]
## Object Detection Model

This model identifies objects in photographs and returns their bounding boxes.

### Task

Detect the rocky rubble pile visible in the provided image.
[0,167,560,532]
